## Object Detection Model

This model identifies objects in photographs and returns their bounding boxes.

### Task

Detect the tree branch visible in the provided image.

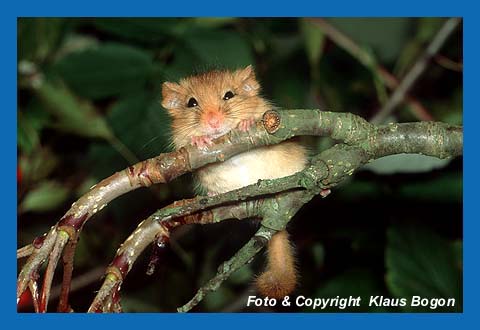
[307,18,435,121]
[17,110,462,312]
[177,225,275,312]
[371,18,461,123]
[88,115,462,311]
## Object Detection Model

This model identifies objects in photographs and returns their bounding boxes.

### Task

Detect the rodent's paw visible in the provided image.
[320,189,331,198]
[237,118,256,132]
[191,135,213,149]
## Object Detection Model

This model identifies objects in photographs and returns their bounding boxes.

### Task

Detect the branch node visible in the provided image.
[32,234,47,249]
[262,110,281,133]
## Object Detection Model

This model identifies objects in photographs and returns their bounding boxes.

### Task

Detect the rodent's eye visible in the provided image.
[223,91,235,100]
[187,97,198,108]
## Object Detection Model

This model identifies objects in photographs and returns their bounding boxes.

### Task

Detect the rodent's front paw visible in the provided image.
[191,135,213,149]
[237,118,256,132]
[320,189,331,198]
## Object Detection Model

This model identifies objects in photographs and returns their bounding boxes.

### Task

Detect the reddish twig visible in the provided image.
[434,54,463,72]
[57,234,79,312]
[28,280,40,313]
[39,231,69,312]
[17,227,58,303]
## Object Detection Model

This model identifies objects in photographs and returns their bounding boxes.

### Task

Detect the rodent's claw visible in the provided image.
[237,118,256,132]
[191,135,213,149]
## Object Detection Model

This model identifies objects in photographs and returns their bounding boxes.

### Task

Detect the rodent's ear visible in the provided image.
[161,82,184,111]
[235,65,260,96]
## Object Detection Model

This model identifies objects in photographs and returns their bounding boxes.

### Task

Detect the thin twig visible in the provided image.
[17,244,34,259]
[57,235,79,312]
[51,267,105,301]
[307,18,434,121]
[371,18,461,124]
[434,54,463,72]
[178,226,276,312]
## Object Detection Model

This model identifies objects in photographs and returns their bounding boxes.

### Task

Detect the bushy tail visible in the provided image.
[256,230,298,299]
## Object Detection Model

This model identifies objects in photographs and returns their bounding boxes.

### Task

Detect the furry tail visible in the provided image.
[256,230,297,299]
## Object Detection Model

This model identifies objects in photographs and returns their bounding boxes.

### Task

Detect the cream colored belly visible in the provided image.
[196,142,307,194]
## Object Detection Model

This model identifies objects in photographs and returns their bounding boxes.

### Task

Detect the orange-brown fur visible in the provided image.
[161,65,306,298]
[256,230,297,299]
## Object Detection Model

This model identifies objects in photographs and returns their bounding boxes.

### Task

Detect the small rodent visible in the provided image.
[161,65,307,299]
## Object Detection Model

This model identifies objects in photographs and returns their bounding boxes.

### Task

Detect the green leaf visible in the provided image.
[17,118,39,155]
[431,89,463,126]
[398,173,462,202]
[229,264,253,285]
[162,47,201,81]
[189,17,237,28]
[20,181,69,213]
[269,35,303,64]
[18,113,40,155]
[87,92,171,180]
[386,225,462,312]
[337,179,381,200]
[452,240,463,270]
[18,18,65,61]
[17,100,51,154]
[394,18,446,76]
[451,240,463,271]
[19,147,59,184]
[269,65,309,108]
[55,33,100,58]
[183,30,254,69]
[53,43,155,100]
[327,18,411,63]
[313,268,388,312]
[203,286,235,311]
[300,19,325,68]
[108,92,172,158]
[362,154,451,175]
[417,18,446,43]
[94,18,185,43]
[34,80,113,139]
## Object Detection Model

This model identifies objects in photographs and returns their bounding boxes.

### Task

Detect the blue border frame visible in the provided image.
[6,1,475,329]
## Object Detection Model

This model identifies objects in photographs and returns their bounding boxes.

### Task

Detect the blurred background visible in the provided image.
[17,18,462,312]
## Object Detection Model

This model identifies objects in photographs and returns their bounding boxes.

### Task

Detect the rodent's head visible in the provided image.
[162,65,268,147]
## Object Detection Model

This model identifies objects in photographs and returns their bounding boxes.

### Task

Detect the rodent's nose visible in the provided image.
[208,116,221,129]
[205,112,223,129]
